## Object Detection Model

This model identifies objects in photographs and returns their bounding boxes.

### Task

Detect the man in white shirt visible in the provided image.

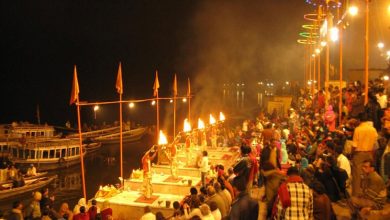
[335,145,352,195]
[140,206,155,220]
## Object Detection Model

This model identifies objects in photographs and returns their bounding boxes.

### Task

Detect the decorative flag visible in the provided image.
[116,62,123,94]
[70,65,80,105]
[153,70,160,97]
[173,74,178,96]
[187,78,191,97]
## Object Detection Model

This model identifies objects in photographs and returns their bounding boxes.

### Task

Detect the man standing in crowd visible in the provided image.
[274,166,313,220]
[351,113,378,196]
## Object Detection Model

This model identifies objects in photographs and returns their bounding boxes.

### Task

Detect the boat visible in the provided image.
[92,127,148,144]
[0,171,48,185]
[0,175,57,200]
[84,142,102,153]
[0,122,61,141]
[8,138,86,171]
[66,126,120,140]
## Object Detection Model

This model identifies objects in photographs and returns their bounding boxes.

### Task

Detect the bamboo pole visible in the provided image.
[76,100,87,200]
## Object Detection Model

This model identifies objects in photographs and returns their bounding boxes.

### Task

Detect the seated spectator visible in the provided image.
[7,201,23,220]
[310,180,334,220]
[351,159,387,211]
[73,206,89,220]
[228,175,259,220]
[209,201,221,220]
[41,208,52,220]
[205,185,227,218]
[88,199,101,220]
[182,187,201,210]
[58,202,73,220]
[199,204,214,220]
[73,198,87,215]
[140,206,155,220]
[155,211,165,220]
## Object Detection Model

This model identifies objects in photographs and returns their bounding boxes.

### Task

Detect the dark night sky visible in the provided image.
[1,0,389,126]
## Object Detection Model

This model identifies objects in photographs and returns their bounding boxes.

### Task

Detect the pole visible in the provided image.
[156,93,160,144]
[317,5,322,92]
[325,7,330,107]
[119,93,123,186]
[364,0,369,104]
[76,100,87,200]
[187,78,191,124]
[309,44,312,91]
[313,52,316,96]
[318,51,321,92]
[338,1,343,126]
[173,75,177,138]
[304,45,307,84]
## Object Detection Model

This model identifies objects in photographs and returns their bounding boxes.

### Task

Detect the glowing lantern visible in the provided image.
[219,112,225,121]
[198,118,205,129]
[210,114,216,125]
[183,119,192,132]
[158,130,168,145]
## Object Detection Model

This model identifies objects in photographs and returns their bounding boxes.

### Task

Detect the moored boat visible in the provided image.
[0,171,48,185]
[84,142,102,153]
[8,138,86,171]
[92,127,148,144]
[0,175,57,200]
[0,122,61,141]
[66,126,120,140]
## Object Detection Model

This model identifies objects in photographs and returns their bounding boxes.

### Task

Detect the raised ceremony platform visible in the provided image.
[124,173,201,195]
[95,190,184,220]
[93,145,241,219]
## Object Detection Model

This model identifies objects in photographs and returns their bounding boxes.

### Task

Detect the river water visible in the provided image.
[0,134,154,215]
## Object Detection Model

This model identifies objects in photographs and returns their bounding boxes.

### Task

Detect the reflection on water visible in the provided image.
[0,134,151,215]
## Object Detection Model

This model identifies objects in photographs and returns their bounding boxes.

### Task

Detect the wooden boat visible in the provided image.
[0,175,57,200]
[84,142,102,153]
[92,127,148,144]
[0,171,48,185]
[8,138,86,171]
[66,126,120,140]
[0,122,60,141]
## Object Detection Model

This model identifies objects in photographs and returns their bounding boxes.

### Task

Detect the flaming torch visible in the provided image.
[209,114,216,125]
[219,112,225,122]
[198,118,205,130]
[183,118,192,132]
[158,130,168,145]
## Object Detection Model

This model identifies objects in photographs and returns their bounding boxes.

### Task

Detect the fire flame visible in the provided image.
[210,114,216,125]
[198,118,205,129]
[158,130,168,145]
[183,119,192,132]
[219,112,225,121]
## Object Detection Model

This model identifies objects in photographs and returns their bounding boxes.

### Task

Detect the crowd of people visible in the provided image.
[5,189,113,220]
[140,78,390,219]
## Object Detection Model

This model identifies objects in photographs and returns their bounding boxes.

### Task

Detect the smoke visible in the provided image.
[176,0,307,117]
